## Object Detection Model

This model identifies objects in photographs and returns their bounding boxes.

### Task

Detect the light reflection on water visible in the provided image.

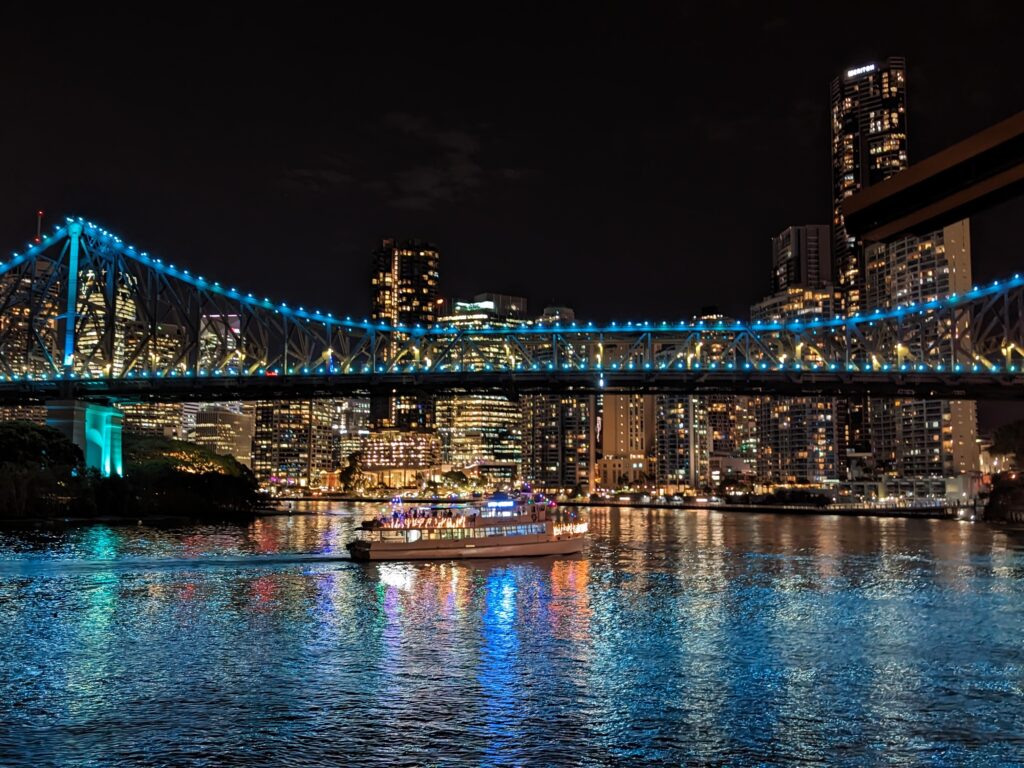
[0,505,1023,766]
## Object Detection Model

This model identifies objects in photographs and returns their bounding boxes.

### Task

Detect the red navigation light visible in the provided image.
[266,370,278,377]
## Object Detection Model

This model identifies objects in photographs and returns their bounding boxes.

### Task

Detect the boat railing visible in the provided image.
[357,521,551,543]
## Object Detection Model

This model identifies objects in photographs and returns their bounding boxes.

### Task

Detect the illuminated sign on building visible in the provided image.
[846,64,876,79]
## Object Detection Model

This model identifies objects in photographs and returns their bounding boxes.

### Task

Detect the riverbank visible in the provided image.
[266,494,972,519]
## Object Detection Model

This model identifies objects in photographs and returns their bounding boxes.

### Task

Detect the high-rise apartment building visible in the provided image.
[864,221,979,479]
[597,394,656,488]
[369,238,440,431]
[521,393,594,494]
[252,399,335,490]
[750,288,841,487]
[119,402,185,438]
[831,57,909,455]
[771,225,832,293]
[831,57,908,315]
[655,395,710,491]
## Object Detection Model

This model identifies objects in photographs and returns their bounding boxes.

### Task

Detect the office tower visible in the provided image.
[74,269,137,377]
[434,296,527,485]
[771,225,832,293]
[472,293,527,319]
[0,260,59,377]
[864,221,979,478]
[193,404,255,467]
[831,57,908,315]
[329,398,371,466]
[597,394,656,488]
[750,290,841,487]
[252,399,334,490]
[370,238,440,431]
[119,402,185,438]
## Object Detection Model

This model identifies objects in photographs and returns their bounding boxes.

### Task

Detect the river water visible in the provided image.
[1,504,1023,767]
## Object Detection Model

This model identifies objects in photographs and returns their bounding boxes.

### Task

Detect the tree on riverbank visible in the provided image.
[0,421,86,518]
[0,422,259,521]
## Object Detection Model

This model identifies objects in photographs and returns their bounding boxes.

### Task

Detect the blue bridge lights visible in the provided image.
[0,218,1022,400]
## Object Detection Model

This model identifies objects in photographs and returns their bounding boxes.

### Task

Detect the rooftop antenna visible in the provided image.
[34,210,43,243]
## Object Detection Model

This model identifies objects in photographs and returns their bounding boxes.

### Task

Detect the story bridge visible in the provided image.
[1,218,1023,474]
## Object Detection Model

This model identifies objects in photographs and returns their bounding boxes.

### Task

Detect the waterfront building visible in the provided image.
[252,399,335,491]
[863,220,979,479]
[521,392,594,495]
[830,57,909,453]
[193,404,255,467]
[771,225,832,293]
[435,295,527,484]
[518,305,594,494]
[654,395,710,491]
[370,238,440,431]
[707,395,758,488]
[597,394,656,488]
[750,287,841,487]
[362,430,441,488]
[831,56,908,315]
[329,398,371,465]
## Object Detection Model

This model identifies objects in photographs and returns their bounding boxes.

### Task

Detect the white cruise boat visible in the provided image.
[346,492,587,561]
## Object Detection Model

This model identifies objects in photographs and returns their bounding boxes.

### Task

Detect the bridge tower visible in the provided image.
[46,221,124,476]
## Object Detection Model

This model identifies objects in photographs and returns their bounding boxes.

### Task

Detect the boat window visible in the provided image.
[406,529,421,543]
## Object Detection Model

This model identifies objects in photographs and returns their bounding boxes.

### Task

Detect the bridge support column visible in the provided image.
[45,400,123,477]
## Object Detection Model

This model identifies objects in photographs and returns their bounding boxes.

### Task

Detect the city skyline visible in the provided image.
[1,5,1021,325]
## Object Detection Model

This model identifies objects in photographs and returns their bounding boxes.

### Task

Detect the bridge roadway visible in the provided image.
[0,367,1017,403]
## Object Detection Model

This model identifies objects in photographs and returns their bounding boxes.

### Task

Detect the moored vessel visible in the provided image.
[346,492,587,561]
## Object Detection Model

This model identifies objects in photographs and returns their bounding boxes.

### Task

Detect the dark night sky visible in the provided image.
[0,2,1021,323]
[2,3,1022,321]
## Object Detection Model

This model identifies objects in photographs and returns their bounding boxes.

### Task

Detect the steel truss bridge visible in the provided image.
[1,218,1023,404]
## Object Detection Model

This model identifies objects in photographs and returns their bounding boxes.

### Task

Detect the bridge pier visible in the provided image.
[45,400,123,477]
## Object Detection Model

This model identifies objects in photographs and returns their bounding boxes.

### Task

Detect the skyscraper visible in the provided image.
[831,57,908,456]
[252,399,335,491]
[831,57,908,315]
[750,288,841,487]
[771,225,832,293]
[194,404,255,468]
[863,221,979,479]
[597,394,656,488]
[370,238,440,431]
[435,295,526,484]
[521,393,594,494]
[655,395,710,491]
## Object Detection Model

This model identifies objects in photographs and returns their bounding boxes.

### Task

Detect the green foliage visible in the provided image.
[441,469,469,486]
[0,420,83,469]
[339,450,364,492]
[0,423,258,521]
[0,422,83,518]
[119,435,259,518]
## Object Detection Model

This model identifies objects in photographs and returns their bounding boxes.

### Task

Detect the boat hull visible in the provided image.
[347,535,585,562]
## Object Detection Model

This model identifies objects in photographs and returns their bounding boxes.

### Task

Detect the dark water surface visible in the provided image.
[1,505,1023,767]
